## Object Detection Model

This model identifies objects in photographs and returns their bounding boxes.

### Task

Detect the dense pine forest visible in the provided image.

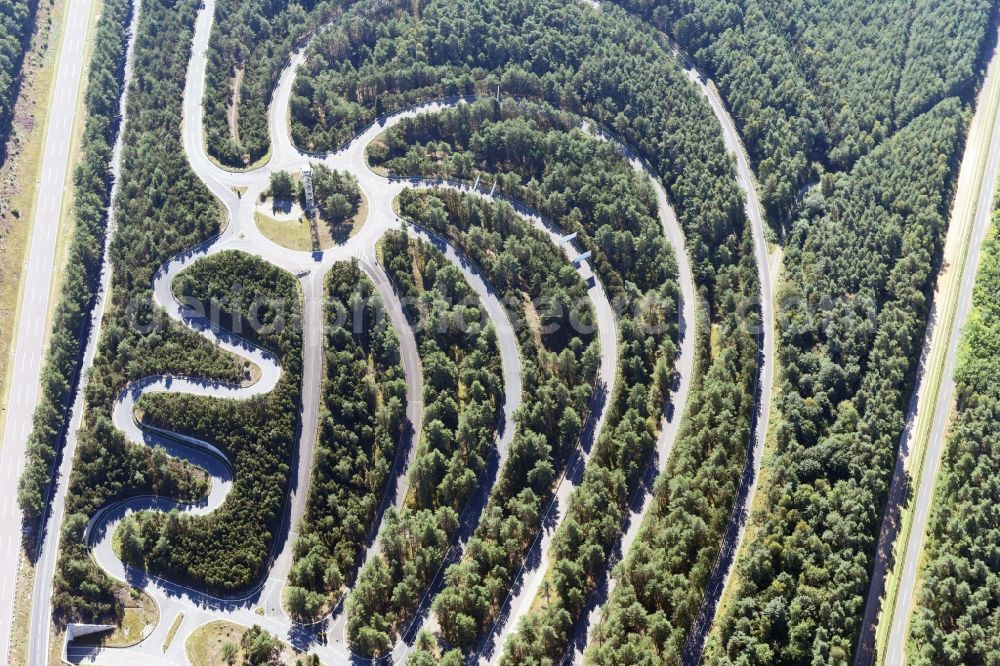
[393,186,603,655]
[0,0,38,156]
[612,0,993,217]
[291,0,761,658]
[710,94,966,666]
[371,100,688,660]
[286,261,406,619]
[908,204,1000,665]
[345,230,503,656]
[575,1,994,663]
[34,0,1000,661]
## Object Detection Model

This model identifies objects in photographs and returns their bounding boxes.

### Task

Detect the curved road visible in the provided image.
[42,2,552,664]
[672,33,777,666]
[325,207,528,662]
[385,178,621,666]
[429,117,696,666]
[562,126,697,663]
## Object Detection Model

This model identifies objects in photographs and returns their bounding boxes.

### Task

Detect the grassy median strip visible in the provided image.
[162,612,184,652]
[873,61,1000,664]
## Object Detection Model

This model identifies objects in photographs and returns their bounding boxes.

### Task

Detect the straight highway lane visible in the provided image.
[0,0,97,660]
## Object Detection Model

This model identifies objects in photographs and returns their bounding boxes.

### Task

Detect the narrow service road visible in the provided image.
[673,38,777,665]
[567,134,697,663]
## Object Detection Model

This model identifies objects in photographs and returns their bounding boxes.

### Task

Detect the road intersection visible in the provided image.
[36,0,620,662]
[18,2,1000,665]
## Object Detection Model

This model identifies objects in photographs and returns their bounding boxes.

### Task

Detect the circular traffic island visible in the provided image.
[255,165,367,252]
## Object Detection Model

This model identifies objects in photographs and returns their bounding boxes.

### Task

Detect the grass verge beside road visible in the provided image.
[255,211,313,251]
[2,0,101,662]
[255,190,367,251]
[186,621,303,666]
[8,550,35,664]
[42,0,104,339]
[0,0,70,451]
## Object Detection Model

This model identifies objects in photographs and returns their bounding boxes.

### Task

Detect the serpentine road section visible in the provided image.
[0,0,98,658]
[855,23,1000,666]
[42,1,540,663]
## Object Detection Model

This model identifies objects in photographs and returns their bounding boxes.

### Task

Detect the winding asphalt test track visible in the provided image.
[457,115,695,665]
[324,202,530,662]
[544,6,777,661]
[28,0,778,663]
[33,1,613,662]
[386,175,623,666]
[558,17,779,660]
